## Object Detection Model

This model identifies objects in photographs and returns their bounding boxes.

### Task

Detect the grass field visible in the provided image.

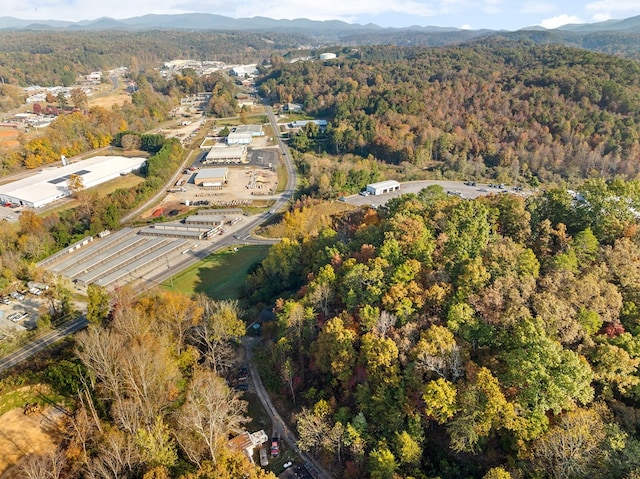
[161,245,270,299]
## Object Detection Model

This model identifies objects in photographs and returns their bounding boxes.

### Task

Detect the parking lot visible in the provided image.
[0,292,43,335]
[344,179,530,208]
[0,204,21,223]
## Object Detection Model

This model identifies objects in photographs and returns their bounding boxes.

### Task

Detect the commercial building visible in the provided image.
[289,119,328,131]
[0,155,146,208]
[366,180,401,196]
[227,132,253,145]
[319,52,337,60]
[205,146,247,164]
[195,167,229,188]
[233,124,264,136]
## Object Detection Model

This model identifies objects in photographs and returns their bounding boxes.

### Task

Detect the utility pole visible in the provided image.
[165,257,174,288]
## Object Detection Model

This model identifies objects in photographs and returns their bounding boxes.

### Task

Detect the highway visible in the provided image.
[0,316,88,374]
[265,103,298,209]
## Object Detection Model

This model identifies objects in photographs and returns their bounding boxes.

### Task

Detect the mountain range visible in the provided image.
[3,13,640,59]
[2,12,640,35]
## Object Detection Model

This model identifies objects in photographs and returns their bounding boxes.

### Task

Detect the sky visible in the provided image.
[3,0,640,30]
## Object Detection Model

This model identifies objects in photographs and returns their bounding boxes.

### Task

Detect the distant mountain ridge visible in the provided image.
[3,13,640,57]
[2,12,640,35]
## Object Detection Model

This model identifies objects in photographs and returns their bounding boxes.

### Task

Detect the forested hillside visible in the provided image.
[0,30,303,86]
[261,42,640,183]
[249,182,640,478]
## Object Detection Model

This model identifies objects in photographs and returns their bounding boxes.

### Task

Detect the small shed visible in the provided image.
[366,180,401,196]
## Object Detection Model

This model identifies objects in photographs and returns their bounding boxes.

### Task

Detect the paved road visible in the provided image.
[0,316,88,374]
[134,101,298,289]
[265,104,297,214]
[244,337,333,479]
[120,143,201,224]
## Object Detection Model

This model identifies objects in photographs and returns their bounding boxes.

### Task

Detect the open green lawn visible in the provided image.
[161,245,270,300]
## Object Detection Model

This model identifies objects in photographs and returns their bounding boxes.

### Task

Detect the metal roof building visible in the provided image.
[0,156,146,208]
[233,124,264,136]
[205,146,247,164]
[227,132,253,145]
[195,167,229,188]
[366,180,401,196]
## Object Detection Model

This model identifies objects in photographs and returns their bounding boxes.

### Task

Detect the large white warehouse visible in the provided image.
[0,155,147,208]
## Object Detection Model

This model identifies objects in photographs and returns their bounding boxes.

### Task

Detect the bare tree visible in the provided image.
[192,297,245,375]
[173,368,248,466]
[70,87,88,112]
[152,292,203,355]
[121,134,142,151]
[118,335,180,426]
[67,173,85,198]
[308,282,334,318]
[375,310,397,338]
[76,327,125,403]
[86,428,141,479]
[16,450,67,479]
[280,356,296,403]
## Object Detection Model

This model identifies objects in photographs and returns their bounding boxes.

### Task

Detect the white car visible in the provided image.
[8,312,27,322]
[29,287,42,296]
[283,462,293,469]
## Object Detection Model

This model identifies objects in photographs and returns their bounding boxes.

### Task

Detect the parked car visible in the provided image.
[270,437,280,457]
[0,297,11,305]
[10,292,25,301]
[8,311,27,322]
[29,287,42,296]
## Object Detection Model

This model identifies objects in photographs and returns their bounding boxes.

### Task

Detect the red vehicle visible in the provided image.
[270,438,280,457]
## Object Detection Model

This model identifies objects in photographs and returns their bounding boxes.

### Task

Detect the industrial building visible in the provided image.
[0,155,146,208]
[39,227,193,289]
[183,214,225,226]
[203,145,247,164]
[366,180,401,196]
[289,119,328,130]
[204,147,247,164]
[319,52,337,60]
[195,167,229,188]
[227,132,253,145]
[233,124,264,136]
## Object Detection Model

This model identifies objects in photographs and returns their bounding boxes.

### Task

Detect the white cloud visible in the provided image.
[482,0,503,14]
[520,1,556,14]
[538,14,585,29]
[591,12,613,21]
[585,0,640,22]
[461,23,472,29]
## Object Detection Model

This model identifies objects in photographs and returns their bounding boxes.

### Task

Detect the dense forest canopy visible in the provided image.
[0,30,305,86]
[249,183,640,479]
[261,42,640,183]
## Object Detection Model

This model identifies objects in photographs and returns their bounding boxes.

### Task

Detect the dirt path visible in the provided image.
[0,406,66,477]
